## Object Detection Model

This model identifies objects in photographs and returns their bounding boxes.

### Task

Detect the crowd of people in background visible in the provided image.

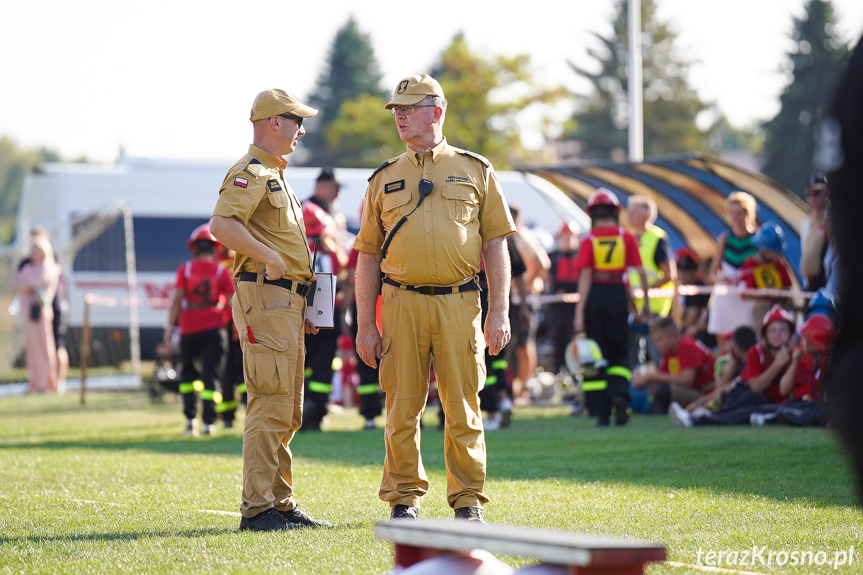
[430,171,838,431]
[556,174,837,429]
[9,170,839,435]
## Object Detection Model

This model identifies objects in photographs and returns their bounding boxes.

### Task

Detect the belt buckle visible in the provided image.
[418,285,435,296]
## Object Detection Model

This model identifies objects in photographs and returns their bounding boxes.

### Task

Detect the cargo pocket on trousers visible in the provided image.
[245,338,291,397]
[379,334,394,394]
[467,337,485,394]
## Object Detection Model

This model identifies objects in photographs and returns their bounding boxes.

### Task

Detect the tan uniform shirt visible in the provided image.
[354,139,516,285]
[212,145,314,282]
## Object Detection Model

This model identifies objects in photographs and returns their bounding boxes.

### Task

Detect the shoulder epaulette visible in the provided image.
[459,149,492,168]
[244,158,262,178]
[368,158,398,182]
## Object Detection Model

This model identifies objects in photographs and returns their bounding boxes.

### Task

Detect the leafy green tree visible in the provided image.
[304,16,385,166]
[324,94,403,167]
[0,137,62,243]
[760,0,848,193]
[703,114,764,156]
[430,33,567,169]
[565,0,709,159]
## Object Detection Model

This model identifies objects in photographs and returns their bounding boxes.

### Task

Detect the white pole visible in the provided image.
[121,204,142,382]
[628,0,644,162]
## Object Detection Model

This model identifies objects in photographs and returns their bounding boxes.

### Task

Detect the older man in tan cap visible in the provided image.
[354,74,516,524]
[210,89,330,532]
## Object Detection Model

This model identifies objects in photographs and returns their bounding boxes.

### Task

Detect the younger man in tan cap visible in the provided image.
[210,88,330,532]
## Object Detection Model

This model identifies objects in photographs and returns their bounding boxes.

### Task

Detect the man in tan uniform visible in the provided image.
[210,89,330,532]
[354,74,516,524]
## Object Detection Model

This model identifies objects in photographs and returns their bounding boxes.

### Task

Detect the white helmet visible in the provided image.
[565,336,607,378]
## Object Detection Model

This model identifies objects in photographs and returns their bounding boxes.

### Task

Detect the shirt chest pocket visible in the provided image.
[442,184,479,225]
[381,189,413,230]
[266,191,289,229]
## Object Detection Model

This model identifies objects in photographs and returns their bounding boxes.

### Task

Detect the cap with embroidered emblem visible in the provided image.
[385,74,445,109]
[250,89,318,121]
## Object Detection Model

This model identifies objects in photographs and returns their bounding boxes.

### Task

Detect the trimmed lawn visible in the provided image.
[0,392,860,574]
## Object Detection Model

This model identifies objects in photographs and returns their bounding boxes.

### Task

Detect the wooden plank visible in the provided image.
[375,520,666,567]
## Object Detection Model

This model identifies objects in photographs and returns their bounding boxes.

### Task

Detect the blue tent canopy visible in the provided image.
[522,152,809,283]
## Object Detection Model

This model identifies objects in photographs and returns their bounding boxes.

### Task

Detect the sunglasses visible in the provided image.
[805,188,825,198]
[279,114,303,128]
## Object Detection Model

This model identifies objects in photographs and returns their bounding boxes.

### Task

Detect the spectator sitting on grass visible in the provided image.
[751,313,835,427]
[632,316,715,413]
[685,325,758,414]
[669,304,795,427]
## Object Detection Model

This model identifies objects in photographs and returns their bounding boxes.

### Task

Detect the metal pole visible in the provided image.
[121,205,142,383]
[80,297,90,406]
[628,0,644,162]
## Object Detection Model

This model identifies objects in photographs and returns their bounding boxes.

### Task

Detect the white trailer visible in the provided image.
[14,158,588,365]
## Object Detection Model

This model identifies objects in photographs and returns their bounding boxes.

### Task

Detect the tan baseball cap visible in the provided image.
[250,89,318,121]
[385,74,445,109]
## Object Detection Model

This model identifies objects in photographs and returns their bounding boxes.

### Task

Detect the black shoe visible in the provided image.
[454,507,485,524]
[390,504,419,520]
[612,396,631,426]
[596,416,610,427]
[223,419,233,429]
[277,506,331,528]
[239,508,292,532]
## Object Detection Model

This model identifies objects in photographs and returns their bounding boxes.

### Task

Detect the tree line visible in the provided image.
[0,0,852,245]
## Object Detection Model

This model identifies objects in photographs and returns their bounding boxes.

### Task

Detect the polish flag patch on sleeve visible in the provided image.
[234,177,248,188]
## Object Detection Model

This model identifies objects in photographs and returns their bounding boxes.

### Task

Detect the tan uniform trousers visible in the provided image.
[232,278,306,518]
[378,282,489,510]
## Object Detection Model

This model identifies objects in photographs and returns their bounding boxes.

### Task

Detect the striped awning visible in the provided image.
[523,152,810,282]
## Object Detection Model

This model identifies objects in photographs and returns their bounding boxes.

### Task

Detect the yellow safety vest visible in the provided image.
[629,227,673,316]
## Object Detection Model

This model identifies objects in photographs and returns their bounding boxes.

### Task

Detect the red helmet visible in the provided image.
[799,314,835,353]
[586,187,621,212]
[302,201,336,238]
[760,304,795,338]
[187,223,219,253]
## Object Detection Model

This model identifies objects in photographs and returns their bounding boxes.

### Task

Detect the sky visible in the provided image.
[1,0,862,165]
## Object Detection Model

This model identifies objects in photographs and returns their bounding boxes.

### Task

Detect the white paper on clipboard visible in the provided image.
[305,272,337,328]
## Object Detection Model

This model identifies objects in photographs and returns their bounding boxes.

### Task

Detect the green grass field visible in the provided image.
[1,391,860,574]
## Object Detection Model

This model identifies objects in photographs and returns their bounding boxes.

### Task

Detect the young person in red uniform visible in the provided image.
[217,245,245,429]
[343,246,386,429]
[669,304,795,427]
[632,316,715,413]
[547,221,581,377]
[574,188,649,427]
[752,312,835,426]
[684,324,757,415]
[300,197,344,431]
[164,224,235,437]
[739,221,794,328]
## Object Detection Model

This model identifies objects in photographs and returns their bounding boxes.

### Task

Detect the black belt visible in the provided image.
[383,276,480,296]
[239,272,312,297]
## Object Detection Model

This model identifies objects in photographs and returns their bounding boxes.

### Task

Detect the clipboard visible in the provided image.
[305,272,337,328]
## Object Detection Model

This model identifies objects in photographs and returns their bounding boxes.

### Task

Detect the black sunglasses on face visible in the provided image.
[279,114,303,128]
